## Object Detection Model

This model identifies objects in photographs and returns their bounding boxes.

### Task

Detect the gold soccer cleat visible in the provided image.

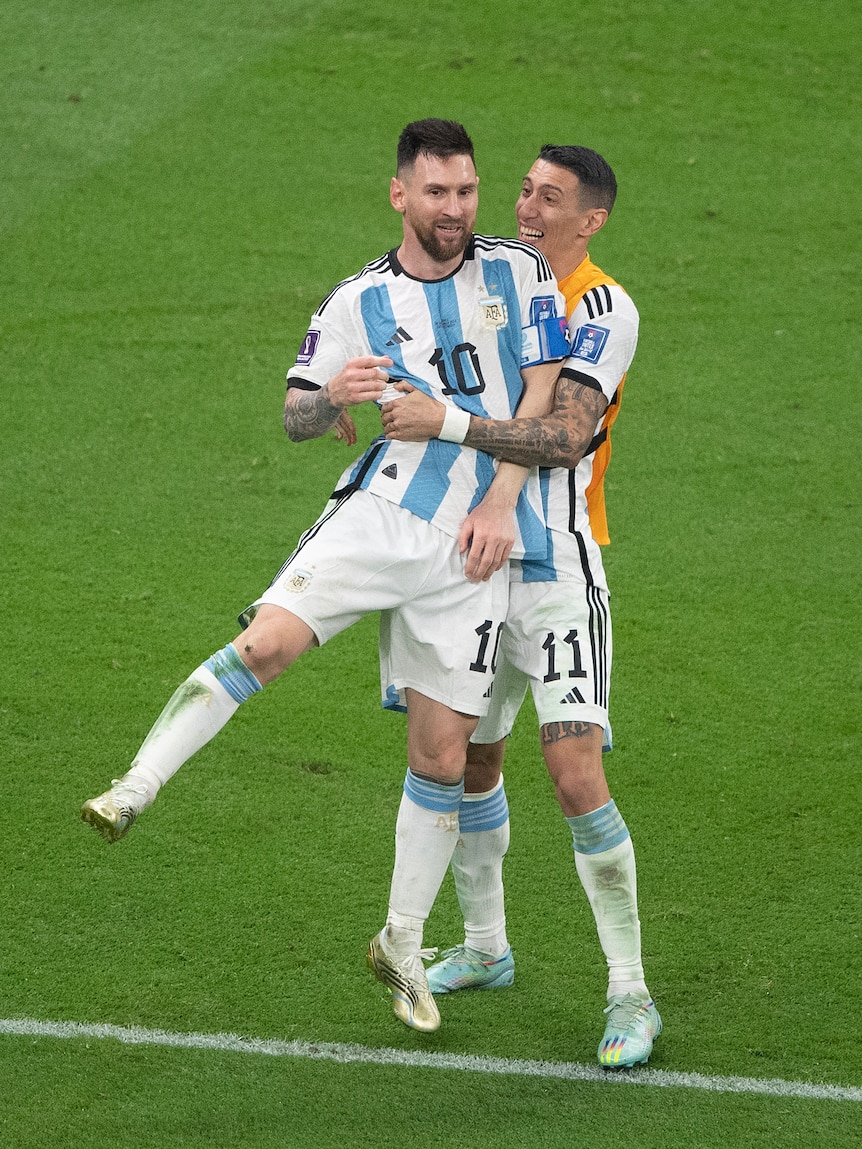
[80,779,149,842]
[367,931,441,1033]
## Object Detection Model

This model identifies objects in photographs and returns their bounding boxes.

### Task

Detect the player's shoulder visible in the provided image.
[471,234,556,284]
[315,250,395,316]
[574,278,639,329]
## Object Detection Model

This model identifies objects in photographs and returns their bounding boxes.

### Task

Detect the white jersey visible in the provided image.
[287,237,566,560]
[517,259,639,588]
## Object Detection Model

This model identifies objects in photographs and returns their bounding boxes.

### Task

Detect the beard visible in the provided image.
[412,218,471,264]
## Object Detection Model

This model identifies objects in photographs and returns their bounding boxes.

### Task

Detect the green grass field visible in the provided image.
[2,1,861,1145]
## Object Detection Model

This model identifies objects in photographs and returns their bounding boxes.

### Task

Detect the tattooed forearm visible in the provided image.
[465,379,609,469]
[541,720,596,745]
[466,415,576,468]
[283,386,342,442]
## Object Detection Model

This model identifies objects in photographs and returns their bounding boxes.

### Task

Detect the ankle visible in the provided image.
[608,979,649,1002]
[384,922,423,959]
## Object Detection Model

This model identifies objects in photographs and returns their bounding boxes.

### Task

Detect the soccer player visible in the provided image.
[80,119,570,1035]
[380,145,661,1066]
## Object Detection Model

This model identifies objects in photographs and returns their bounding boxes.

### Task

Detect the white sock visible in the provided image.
[385,771,463,958]
[451,777,510,958]
[568,800,649,1001]
[122,656,258,803]
[575,837,648,999]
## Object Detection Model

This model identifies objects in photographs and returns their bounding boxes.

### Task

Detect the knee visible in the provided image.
[465,738,505,793]
[409,734,468,784]
[233,607,316,685]
[235,632,282,681]
[405,691,476,783]
[540,721,609,815]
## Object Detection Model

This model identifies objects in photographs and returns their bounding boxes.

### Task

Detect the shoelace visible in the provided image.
[438,945,470,962]
[603,995,651,1029]
[397,947,438,978]
[439,945,505,965]
[109,778,148,802]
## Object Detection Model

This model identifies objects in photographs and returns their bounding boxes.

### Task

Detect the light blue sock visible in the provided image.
[126,644,262,795]
[566,798,630,854]
[458,780,509,832]
[402,768,464,813]
[203,643,262,704]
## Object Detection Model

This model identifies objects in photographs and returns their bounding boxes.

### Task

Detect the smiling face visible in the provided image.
[516,158,608,279]
[391,151,479,278]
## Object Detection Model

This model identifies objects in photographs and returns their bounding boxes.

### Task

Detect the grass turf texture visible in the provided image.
[2,0,861,1145]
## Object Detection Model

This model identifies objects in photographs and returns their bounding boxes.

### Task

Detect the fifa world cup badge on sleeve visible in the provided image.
[296,329,320,366]
[530,297,558,324]
[571,324,610,365]
[539,315,571,358]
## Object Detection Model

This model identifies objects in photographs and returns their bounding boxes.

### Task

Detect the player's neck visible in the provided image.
[548,242,590,283]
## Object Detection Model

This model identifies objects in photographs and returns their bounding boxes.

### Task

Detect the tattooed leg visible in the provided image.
[539,719,610,817]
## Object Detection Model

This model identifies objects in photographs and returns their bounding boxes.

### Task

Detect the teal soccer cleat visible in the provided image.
[425,945,515,995]
[598,994,662,1068]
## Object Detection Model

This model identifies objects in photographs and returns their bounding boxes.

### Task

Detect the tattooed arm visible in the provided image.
[458,362,558,582]
[283,384,344,441]
[381,366,608,470]
[463,369,609,470]
[283,355,393,442]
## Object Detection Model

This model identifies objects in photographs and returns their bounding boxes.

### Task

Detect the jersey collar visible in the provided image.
[388,237,476,283]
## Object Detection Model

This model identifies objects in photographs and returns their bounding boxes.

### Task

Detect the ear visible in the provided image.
[390,176,406,213]
[582,207,609,240]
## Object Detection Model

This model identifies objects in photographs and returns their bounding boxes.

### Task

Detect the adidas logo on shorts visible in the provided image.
[560,687,586,704]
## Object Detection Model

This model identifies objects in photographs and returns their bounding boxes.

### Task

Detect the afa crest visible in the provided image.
[284,570,313,593]
[479,295,508,330]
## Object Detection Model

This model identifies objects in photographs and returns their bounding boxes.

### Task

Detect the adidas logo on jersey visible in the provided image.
[560,687,586,704]
[385,327,412,346]
[382,464,398,479]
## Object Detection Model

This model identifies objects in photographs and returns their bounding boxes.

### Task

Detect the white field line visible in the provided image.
[2,1017,860,1104]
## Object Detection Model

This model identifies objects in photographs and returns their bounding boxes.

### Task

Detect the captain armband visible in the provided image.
[520,316,572,368]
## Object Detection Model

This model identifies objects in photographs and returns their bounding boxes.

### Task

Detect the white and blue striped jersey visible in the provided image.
[517,261,639,590]
[287,237,566,559]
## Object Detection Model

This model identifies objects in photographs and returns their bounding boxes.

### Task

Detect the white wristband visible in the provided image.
[439,405,471,444]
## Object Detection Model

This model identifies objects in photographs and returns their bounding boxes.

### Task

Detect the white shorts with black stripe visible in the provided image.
[244,489,508,717]
[471,578,611,743]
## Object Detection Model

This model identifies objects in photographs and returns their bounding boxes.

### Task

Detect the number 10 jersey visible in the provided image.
[287,237,566,561]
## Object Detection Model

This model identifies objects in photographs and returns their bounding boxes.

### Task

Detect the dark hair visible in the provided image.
[397,119,475,174]
[538,145,617,213]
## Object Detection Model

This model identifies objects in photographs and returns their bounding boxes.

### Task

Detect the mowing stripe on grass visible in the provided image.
[2,1017,860,1103]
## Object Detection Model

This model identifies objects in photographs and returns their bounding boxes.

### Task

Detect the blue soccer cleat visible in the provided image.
[425,945,515,995]
[598,994,662,1068]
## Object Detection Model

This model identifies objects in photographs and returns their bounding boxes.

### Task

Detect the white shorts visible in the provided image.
[471,578,612,743]
[246,490,509,717]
